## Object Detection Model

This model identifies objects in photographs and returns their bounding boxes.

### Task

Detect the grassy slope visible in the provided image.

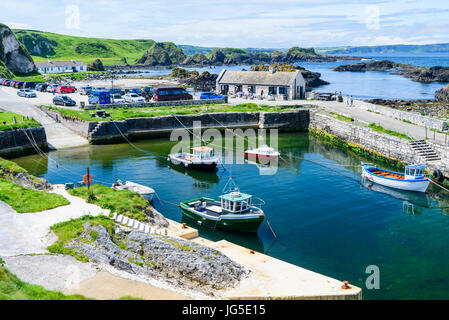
[44,103,299,121]
[13,29,155,66]
[68,185,149,221]
[0,178,69,213]
[0,111,42,131]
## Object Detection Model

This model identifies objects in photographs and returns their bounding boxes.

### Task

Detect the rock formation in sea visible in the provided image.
[435,84,449,101]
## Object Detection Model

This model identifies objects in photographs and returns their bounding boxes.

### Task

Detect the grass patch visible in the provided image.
[47,215,115,262]
[43,103,299,122]
[329,112,354,123]
[68,185,149,222]
[367,123,413,140]
[0,265,91,300]
[0,111,41,131]
[0,157,27,176]
[0,178,69,213]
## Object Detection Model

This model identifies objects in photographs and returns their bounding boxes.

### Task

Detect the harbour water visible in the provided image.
[12,133,449,299]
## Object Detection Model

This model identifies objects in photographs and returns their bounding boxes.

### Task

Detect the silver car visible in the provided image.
[17,89,37,98]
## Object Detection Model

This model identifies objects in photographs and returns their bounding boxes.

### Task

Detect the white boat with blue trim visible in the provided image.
[361,162,430,193]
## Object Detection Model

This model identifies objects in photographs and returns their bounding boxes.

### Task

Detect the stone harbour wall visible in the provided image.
[0,127,48,158]
[355,100,448,131]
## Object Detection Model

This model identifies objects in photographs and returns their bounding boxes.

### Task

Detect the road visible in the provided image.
[0,87,88,149]
[230,97,449,146]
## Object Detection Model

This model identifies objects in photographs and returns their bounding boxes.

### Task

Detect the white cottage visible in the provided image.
[216,68,306,100]
[35,60,87,74]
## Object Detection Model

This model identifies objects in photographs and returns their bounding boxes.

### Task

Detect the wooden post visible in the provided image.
[425,127,427,139]
[87,167,90,191]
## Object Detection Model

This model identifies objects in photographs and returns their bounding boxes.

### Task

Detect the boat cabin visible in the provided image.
[219,192,253,214]
[405,164,425,180]
[192,146,214,159]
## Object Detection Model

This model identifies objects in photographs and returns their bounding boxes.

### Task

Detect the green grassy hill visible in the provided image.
[13,29,156,66]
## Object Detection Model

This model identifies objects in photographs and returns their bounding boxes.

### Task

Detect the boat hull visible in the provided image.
[362,166,429,192]
[180,207,264,232]
[245,152,279,162]
[168,155,218,171]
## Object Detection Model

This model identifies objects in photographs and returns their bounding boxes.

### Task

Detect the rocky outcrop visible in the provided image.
[435,84,449,101]
[334,60,449,83]
[0,160,51,191]
[136,42,186,66]
[67,223,249,294]
[14,31,57,57]
[87,58,105,71]
[0,23,35,74]
[365,98,449,119]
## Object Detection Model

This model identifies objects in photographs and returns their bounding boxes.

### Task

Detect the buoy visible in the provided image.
[341,281,351,290]
[83,174,93,185]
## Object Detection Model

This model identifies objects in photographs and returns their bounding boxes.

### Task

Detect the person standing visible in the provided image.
[350,96,354,106]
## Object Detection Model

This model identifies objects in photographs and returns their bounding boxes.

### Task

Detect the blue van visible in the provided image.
[89,91,111,105]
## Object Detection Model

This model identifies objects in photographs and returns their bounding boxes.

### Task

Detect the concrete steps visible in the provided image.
[111,212,167,235]
[409,140,441,161]
[88,122,104,139]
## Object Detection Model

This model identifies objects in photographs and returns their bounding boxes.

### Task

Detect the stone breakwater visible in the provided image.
[39,107,311,144]
[0,127,48,158]
[68,223,250,295]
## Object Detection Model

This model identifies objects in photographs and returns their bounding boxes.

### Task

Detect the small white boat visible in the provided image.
[112,180,155,201]
[361,163,430,193]
[244,145,280,160]
[168,146,219,171]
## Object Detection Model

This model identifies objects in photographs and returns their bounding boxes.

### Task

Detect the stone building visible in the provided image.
[216,68,306,100]
[35,59,87,74]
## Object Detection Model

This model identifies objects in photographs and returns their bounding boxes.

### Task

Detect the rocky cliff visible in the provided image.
[0,23,35,74]
[136,42,186,66]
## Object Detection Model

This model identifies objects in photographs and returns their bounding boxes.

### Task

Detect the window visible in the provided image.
[279,87,286,94]
[269,87,277,94]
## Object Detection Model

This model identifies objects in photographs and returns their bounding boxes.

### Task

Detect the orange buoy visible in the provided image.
[83,174,93,185]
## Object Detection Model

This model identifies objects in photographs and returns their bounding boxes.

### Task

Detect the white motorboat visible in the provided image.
[112,180,155,201]
[245,145,280,160]
[168,146,219,171]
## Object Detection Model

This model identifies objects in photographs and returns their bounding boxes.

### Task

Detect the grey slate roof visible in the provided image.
[218,70,300,86]
[35,61,87,68]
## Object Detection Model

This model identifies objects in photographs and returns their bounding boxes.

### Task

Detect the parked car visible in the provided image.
[16,81,26,89]
[53,95,76,106]
[23,82,37,89]
[152,87,193,101]
[111,94,125,104]
[2,79,13,86]
[47,84,59,93]
[79,86,93,95]
[128,88,142,96]
[93,87,108,92]
[35,83,49,92]
[89,91,111,105]
[123,93,145,103]
[200,92,224,100]
[10,80,19,88]
[17,89,37,98]
[57,85,76,94]
[109,88,124,95]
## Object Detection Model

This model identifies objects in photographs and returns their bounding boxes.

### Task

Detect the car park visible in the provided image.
[17,89,37,98]
[123,93,145,103]
[47,85,59,92]
[53,95,76,106]
[200,92,224,100]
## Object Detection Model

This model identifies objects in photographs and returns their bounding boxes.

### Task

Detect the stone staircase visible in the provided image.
[111,212,167,235]
[88,122,104,139]
[409,140,441,162]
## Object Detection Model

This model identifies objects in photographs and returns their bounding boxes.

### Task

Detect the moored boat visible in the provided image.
[179,178,265,232]
[244,145,280,161]
[168,146,219,171]
[361,163,430,193]
[112,180,155,201]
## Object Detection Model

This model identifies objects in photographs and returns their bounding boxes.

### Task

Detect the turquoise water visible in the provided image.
[12,133,449,299]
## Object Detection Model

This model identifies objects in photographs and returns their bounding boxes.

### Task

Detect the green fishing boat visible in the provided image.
[180,178,265,232]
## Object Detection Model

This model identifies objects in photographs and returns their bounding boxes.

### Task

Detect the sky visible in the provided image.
[1,0,448,48]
